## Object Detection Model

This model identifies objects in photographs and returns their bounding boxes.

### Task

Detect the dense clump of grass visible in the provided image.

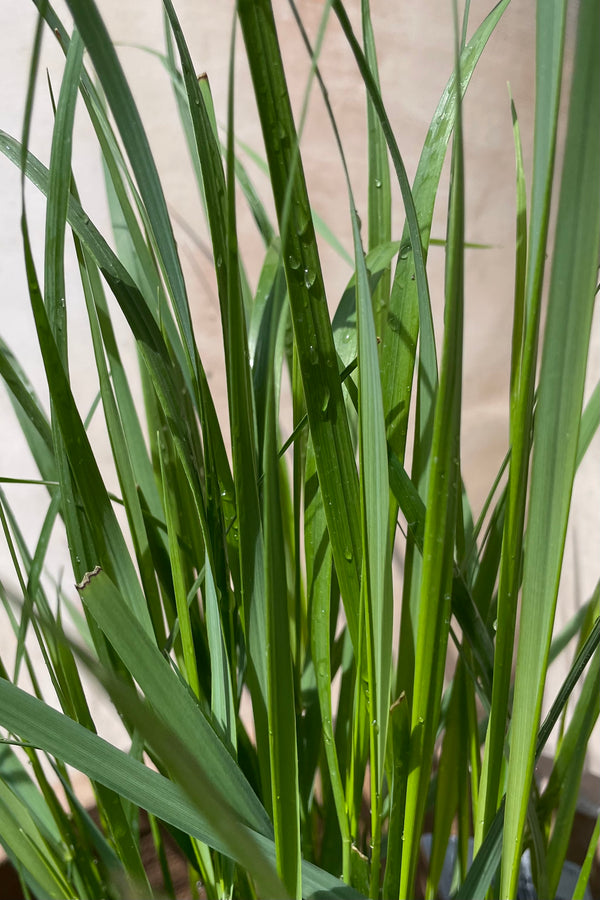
[0,0,598,898]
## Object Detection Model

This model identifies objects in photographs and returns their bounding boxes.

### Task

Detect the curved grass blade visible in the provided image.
[332,0,510,461]
[0,672,367,899]
[16,24,155,656]
[43,31,102,604]
[75,567,270,837]
[3,129,229,635]
[331,0,509,726]
[0,677,283,898]
[20,223,153,634]
[331,0,437,458]
[60,0,198,387]
[0,336,55,482]
[75,237,168,643]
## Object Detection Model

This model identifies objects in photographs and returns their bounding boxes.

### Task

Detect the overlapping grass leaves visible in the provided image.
[0,1,598,898]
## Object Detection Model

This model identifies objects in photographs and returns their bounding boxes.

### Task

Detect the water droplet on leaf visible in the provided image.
[303,266,316,289]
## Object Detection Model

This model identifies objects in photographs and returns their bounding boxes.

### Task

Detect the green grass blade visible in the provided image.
[237,0,363,656]
[20,224,153,633]
[4,128,226,624]
[62,0,198,386]
[571,812,600,900]
[158,439,201,699]
[373,0,510,459]
[0,754,113,900]
[537,617,600,757]
[203,546,237,753]
[474,88,531,852]
[331,0,437,455]
[351,201,393,894]
[0,779,75,900]
[44,29,82,351]
[0,674,366,899]
[74,238,167,643]
[476,0,569,852]
[161,0,228,341]
[330,0,508,726]
[542,649,600,897]
[43,30,99,596]
[507,89,528,401]
[549,584,599,666]
[230,130,353,265]
[576,380,599,468]
[455,618,600,899]
[0,677,281,897]
[305,440,351,880]
[76,567,270,836]
[0,745,62,845]
[224,6,273,797]
[381,693,410,900]
[163,1,272,755]
[0,336,55,482]
[501,0,600,893]
[263,309,302,898]
[399,10,465,893]
[361,0,391,337]
[426,662,468,899]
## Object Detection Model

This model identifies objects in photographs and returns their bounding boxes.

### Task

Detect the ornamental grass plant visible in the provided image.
[0,0,599,898]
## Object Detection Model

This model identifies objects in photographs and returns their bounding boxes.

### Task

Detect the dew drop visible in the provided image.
[303,266,316,289]
[343,547,353,562]
[295,205,311,238]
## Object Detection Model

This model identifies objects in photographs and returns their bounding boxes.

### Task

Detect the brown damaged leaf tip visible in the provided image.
[75,565,102,591]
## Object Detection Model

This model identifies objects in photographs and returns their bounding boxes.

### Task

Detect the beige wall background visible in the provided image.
[1,0,598,793]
